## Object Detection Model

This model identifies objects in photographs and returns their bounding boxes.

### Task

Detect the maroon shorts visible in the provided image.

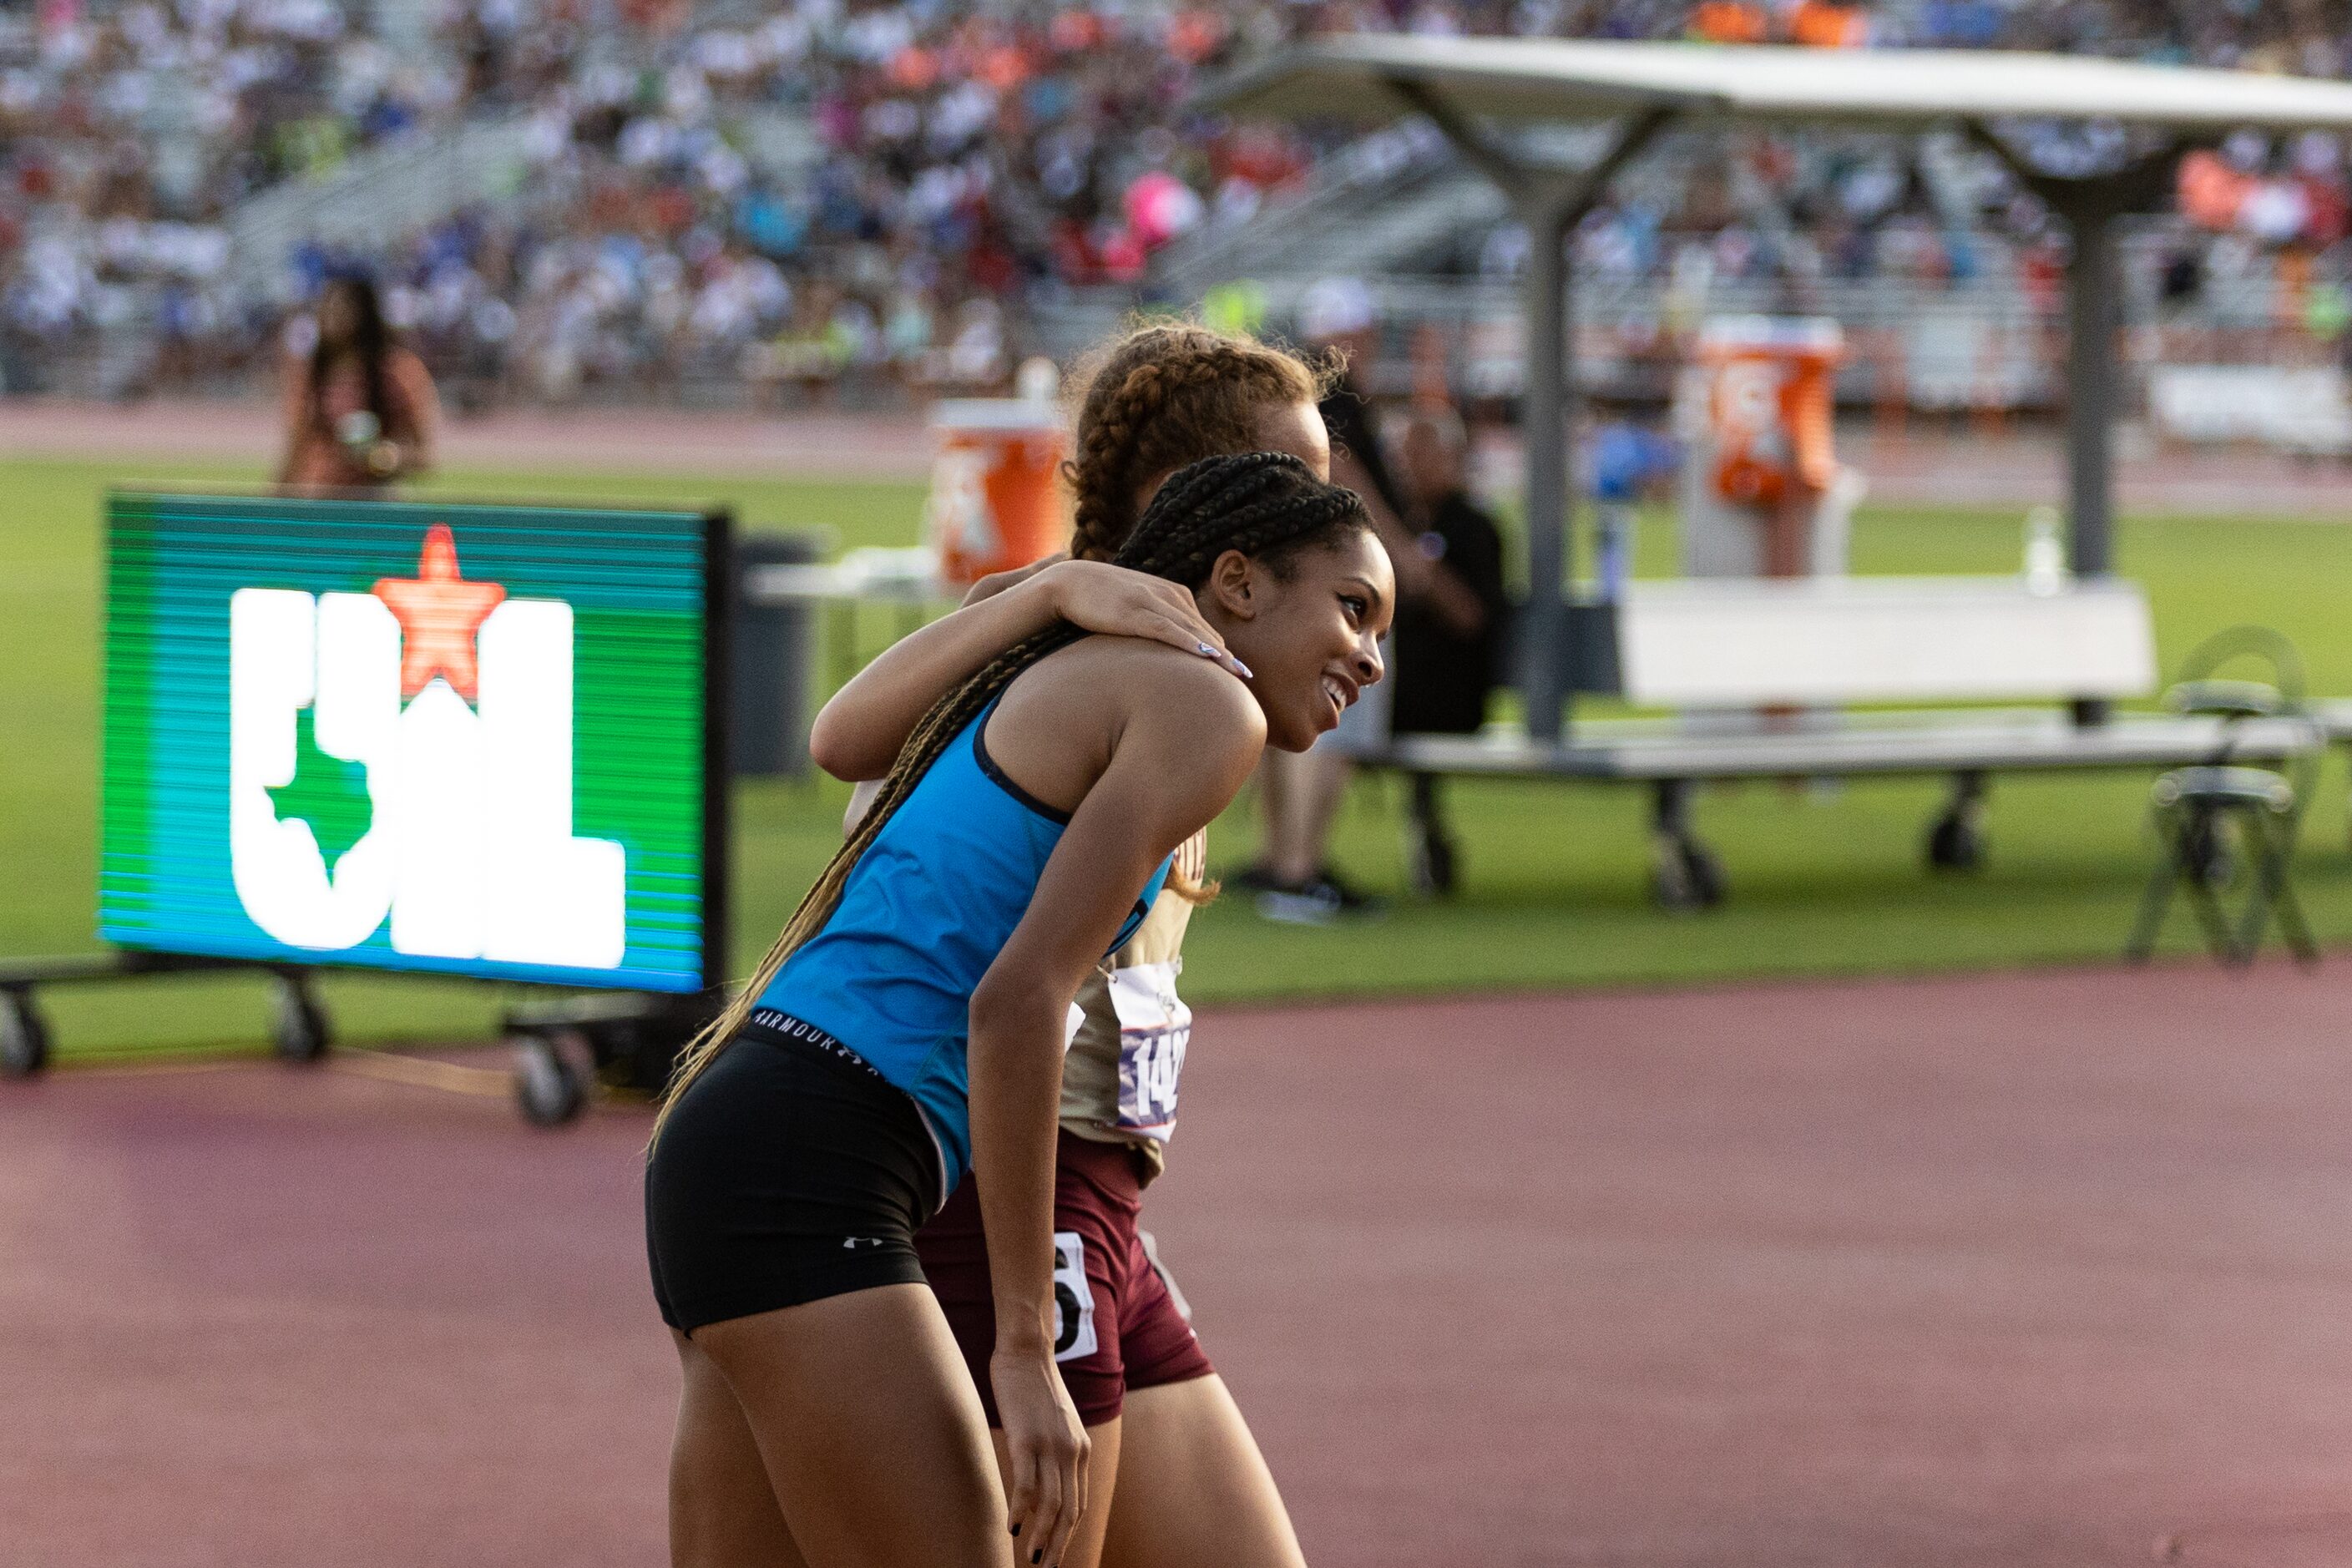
[916,1130,1214,1428]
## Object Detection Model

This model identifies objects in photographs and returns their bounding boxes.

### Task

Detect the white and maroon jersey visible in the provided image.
[1060,831,1203,1180]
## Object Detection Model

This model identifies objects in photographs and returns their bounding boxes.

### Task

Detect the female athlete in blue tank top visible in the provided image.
[748,697,1172,1200]
[799,324,1340,1568]
[645,452,1393,1568]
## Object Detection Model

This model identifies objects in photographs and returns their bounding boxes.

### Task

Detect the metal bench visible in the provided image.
[1355,577,2327,907]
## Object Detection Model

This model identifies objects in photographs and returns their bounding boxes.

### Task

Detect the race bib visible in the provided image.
[1051,1230,1097,1362]
[1107,961,1190,1139]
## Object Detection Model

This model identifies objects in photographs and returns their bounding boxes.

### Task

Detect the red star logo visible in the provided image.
[372,524,506,703]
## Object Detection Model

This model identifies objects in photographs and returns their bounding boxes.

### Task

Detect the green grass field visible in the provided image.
[7,452,2352,1059]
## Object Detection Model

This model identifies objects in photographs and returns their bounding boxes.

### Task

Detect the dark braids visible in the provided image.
[1105,449,1368,579]
[653,453,1368,1138]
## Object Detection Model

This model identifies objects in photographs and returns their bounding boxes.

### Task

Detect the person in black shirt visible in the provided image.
[1390,406,1508,895]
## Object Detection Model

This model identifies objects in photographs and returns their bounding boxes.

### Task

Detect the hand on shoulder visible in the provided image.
[1035,560,1252,681]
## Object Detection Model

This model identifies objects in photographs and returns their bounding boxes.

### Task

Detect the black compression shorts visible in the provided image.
[645,1021,943,1334]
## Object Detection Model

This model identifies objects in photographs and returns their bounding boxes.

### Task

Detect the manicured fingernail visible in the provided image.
[1009,1524,1020,1537]
[1031,1551,1043,1565]
[1227,655,1254,680]
[1196,640,1219,659]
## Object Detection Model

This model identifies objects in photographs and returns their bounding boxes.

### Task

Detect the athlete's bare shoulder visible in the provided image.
[1050,637,1262,832]
[988,634,1262,816]
[1073,635,1264,755]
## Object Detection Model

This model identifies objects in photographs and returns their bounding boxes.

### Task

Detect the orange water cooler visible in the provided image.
[1674,316,1860,581]
[925,399,1070,589]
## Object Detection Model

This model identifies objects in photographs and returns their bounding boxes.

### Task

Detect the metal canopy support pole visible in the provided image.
[2064,198,2118,586]
[1521,188,1577,744]
[1965,123,2183,729]
[2064,203,2117,585]
[1374,80,1674,745]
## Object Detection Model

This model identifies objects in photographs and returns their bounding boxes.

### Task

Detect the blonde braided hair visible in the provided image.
[1064,321,1333,564]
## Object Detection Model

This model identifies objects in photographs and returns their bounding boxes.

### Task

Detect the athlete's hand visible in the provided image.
[1039,560,1253,682]
[991,1343,1090,1566]
[962,554,1067,608]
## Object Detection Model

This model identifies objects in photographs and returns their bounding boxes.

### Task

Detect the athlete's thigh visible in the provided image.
[696,1283,1009,1568]
[1102,1375,1306,1568]
[668,1329,807,1568]
[994,1418,1121,1568]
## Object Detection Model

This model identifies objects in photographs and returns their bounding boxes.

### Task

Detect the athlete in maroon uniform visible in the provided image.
[917,831,1215,1432]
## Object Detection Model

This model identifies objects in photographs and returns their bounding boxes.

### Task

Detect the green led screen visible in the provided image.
[100,493,723,993]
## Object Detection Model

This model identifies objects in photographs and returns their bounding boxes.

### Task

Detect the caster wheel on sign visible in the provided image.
[2,993,53,1079]
[1925,812,1985,872]
[514,1034,589,1127]
[271,981,331,1062]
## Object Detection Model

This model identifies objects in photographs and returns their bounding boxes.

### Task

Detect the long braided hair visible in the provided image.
[655,452,1369,1136]
[1065,322,1333,564]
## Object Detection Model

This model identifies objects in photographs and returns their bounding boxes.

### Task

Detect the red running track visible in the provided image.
[8,962,2352,1566]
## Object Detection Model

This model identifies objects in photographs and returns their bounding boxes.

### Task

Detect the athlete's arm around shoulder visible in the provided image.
[807,560,1247,781]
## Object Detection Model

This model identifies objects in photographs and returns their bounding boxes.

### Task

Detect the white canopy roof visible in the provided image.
[1201,35,2352,134]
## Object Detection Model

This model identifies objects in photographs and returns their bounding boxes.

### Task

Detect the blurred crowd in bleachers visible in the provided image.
[8,0,2352,406]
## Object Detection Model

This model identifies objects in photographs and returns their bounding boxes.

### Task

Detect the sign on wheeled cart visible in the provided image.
[0,490,732,1124]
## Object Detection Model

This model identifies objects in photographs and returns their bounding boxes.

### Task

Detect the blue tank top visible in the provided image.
[751,698,1173,1199]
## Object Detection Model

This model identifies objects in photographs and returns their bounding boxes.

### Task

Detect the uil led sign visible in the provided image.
[100,493,727,994]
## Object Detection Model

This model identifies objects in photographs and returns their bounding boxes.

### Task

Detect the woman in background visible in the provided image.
[276,274,440,493]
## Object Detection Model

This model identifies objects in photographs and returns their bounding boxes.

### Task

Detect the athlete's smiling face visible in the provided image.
[1202,526,1393,753]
